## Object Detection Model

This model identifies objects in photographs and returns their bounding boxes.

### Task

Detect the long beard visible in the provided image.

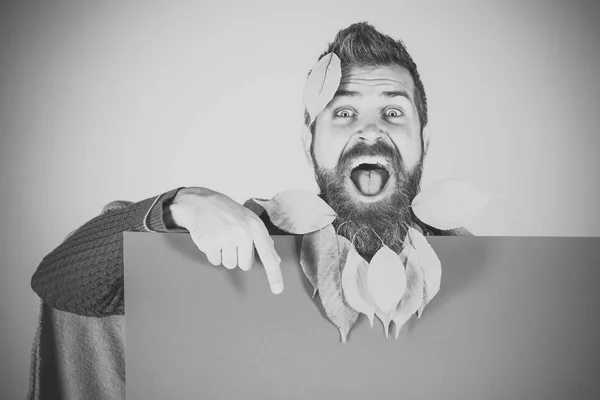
[314,142,423,262]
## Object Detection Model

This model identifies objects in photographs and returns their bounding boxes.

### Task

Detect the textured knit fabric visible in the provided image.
[27,197,164,400]
[30,187,188,317]
[27,302,125,400]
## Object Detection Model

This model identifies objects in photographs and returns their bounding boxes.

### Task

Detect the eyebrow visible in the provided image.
[381,90,412,101]
[332,89,413,102]
[333,89,362,98]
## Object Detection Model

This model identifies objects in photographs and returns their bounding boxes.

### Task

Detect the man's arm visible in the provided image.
[31,189,287,317]
[30,187,188,317]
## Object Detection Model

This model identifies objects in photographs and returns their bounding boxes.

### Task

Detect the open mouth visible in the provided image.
[349,161,391,196]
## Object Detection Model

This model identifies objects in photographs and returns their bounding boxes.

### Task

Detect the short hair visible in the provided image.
[304,22,428,133]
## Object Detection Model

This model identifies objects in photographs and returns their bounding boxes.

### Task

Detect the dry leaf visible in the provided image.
[375,310,392,338]
[300,228,353,298]
[253,190,336,234]
[330,235,354,300]
[367,245,407,314]
[392,245,424,339]
[336,235,353,272]
[341,245,376,327]
[408,227,442,317]
[300,224,358,342]
[299,234,319,298]
[303,52,342,126]
[411,178,492,230]
[336,234,359,306]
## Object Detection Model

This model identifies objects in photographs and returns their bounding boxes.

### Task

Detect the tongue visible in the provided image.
[351,169,387,195]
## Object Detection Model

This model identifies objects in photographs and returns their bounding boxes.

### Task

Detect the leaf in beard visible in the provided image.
[299,234,319,298]
[303,52,342,126]
[300,224,358,342]
[407,227,442,317]
[336,235,353,273]
[375,310,393,338]
[299,231,352,298]
[341,243,376,328]
[367,245,407,315]
[392,244,424,339]
[252,190,336,235]
[411,178,493,230]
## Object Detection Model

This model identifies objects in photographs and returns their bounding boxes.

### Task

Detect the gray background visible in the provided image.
[125,233,600,399]
[1,1,600,398]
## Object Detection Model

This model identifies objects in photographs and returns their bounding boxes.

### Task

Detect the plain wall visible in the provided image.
[1,0,599,398]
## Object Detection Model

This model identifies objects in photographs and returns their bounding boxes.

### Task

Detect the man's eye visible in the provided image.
[335,109,355,118]
[384,108,404,118]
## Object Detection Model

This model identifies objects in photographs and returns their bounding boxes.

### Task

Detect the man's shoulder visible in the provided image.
[420,223,474,236]
[101,200,134,214]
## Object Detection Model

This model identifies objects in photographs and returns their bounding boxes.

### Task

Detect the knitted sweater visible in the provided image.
[30,187,185,317]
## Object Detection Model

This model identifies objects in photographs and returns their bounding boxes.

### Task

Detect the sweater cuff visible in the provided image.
[139,187,189,233]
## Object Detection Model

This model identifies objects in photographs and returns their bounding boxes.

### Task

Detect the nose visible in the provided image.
[356,123,385,143]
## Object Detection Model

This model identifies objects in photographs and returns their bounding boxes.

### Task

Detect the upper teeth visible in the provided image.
[350,156,389,170]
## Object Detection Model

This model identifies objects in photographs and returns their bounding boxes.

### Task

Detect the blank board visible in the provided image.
[124,233,600,399]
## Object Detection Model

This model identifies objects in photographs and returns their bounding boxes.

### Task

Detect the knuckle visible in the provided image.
[231,225,249,241]
[215,231,235,246]
[246,215,264,231]
[201,244,221,266]
[190,232,204,247]
[199,239,216,253]
[242,208,258,221]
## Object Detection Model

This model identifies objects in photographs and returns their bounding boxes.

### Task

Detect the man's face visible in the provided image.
[307,65,425,260]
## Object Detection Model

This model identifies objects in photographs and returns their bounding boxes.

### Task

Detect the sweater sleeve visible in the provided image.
[31,187,188,317]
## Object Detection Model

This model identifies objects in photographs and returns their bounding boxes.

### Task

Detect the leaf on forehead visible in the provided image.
[303,52,342,126]
[411,178,493,230]
[407,227,442,317]
[392,245,424,339]
[300,225,358,342]
[252,190,336,235]
[367,245,407,315]
[341,243,376,328]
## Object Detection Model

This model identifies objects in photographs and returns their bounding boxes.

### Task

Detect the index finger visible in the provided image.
[252,228,284,295]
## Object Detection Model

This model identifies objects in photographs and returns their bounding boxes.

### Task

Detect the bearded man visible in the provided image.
[27,22,469,400]
[295,22,469,263]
